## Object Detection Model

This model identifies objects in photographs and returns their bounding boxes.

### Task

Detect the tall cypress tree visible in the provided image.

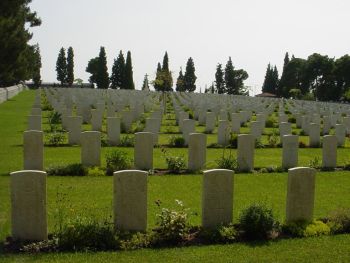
[176,68,185,92]
[124,51,134,90]
[278,52,290,96]
[66,47,74,86]
[183,57,196,92]
[110,51,126,89]
[32,44,41,88]
[56,47,67,86]
[224,57,236,94]
[161,51,173,91]
[154,63,162,91]
[272,66,279,93]
[95,46,109,89]
[261,63,271,93]
[215,64,225,94]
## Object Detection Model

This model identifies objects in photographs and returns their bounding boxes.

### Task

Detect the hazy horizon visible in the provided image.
[29,0,350,95]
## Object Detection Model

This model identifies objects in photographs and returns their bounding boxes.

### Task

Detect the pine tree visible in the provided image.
[56,47,67,86]
[110,51,125,89]
[96,46,110,89]
[124,51,135,90]
[225,57,236,94]
[141,74,150,91]
[272,66,279,93]
[215,64,225,94]
[261,63,271,93]
[66,47,74,86]
[32,44,41,88]
[176,68,185,92]
[86,57,99,86]
[183,57,197,92]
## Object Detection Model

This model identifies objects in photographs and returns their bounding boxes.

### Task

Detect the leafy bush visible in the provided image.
[199,223,238,244]
[41,93,53,111]
[47,111,62,132]
[105,150,132,176]
[309,156,320,169]
[265,117,276,128]
[325,208,350,234]
[118,135,134,147]
[299,130,306,136]
[56,217,118,251]
[88,167,105,176]
[282,220,330,238]
[163,153,186,174]
[119,232,152,250]
[288,116,296,123]
[153,200,192,245]
[239,203,279,240]
[216,150,237,171]
[132,121,145,133]
[267,130,279,148]
[168,135,185,147]
[299,141,307,148]
[46,132,65,146]
[255,139,265,148]
[46,163,87,176]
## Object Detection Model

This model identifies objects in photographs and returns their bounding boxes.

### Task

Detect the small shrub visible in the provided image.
[47,111,62,132]
[216,151,237,171]
[46,163,87,176]
[105,150,132,176]
[46,132,65,146]
[56,217,118,251]
[118,135,134,147]
[255,139,265,148]
[200,224,238,244]
[153,200,192,245]
[299,141,307,148]
[282,220,330,237]
[309,156,320,169]
[239,203,279,240]
[88,167,105,176]
[325,208,350,234]
[119,232,152,250]
[299,130,306,136]
[168,135,185,147]
[267,130,279,148]
[288,116,296,123]
[132,122,145,133]
[265,117,276,128]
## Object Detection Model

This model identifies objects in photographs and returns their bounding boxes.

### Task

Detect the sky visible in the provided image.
[29,0,350,95]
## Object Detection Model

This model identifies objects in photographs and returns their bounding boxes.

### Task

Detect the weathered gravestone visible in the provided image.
[322,135,337,168]
[81,131,101,166]
[134,132,153,170]
[107,117,121,146]
[282,135,298,169]
[237,134,254,172]
[202,169,234,227]
[286,167,316,222]
[11,170,47,241]
[188,133,206,171]
[114,170,148,231]
[24,130,43,170]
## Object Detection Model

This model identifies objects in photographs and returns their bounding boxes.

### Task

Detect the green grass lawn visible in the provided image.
[1,90,350,262]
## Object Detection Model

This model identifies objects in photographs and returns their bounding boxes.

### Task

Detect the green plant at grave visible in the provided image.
[309,156,320,169]
[105,149,132,176]
[228,133,238,148]
[153,199,193,245]
[46,132,65,146]
[282,220,330,238]
[41,92,53,111]
[46,163,87,176]
[324,208,350,234]
[267,129,279,148]
[255,139,265,148]
[239,203,279,240]
[168,135,185,147]
[118,135,134,147]
[161,148,186,174]
[216,148,237,171]
[199,223,238,244]
[265,116,277,128]
[47,111,62,132]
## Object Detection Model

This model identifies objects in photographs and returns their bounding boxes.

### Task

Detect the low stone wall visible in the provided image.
[0,84,26,104]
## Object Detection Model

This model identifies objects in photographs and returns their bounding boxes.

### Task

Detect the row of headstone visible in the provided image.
[10,167,315,241]
[0,84,26,104]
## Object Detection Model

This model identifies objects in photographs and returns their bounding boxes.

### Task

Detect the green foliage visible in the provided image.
[289,88,302,99]
[119,232,152,250]
[168,135,185,147]
[265,116,277,128]
[32,44,42,88]
[110,50,125,89]
[46,132,65,146]
[215,64,225,94]
[283,220,330,238]
[105,149,132,176]
[86,47,110,89]
[41,92,53,111]
[56,47,67,86]
[56,217,118,251]
[47,111,62,132]
[46,163,87,176]
[66,47,74,86]
[267,130,279,148]
[325,208,350,234]
[124,51,135,90]
[199,223,238,244]
[87,167,105,177]
[224,57,249,95]
[261,63,278,94]
[153,200,192,245]
[183,57,197,92]
[216,149,237,170]
[0,0,41,86]
[228,133,238,148]
[302,92,315,101]
[239,203,279,240]
[309,156,320,169]
[175,68,185,92]
[118,135,134,147]
[255,139,265,148]
[161,148,186,173]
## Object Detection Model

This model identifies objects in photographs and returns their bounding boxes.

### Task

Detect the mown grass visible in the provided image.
[1,90,350,262]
